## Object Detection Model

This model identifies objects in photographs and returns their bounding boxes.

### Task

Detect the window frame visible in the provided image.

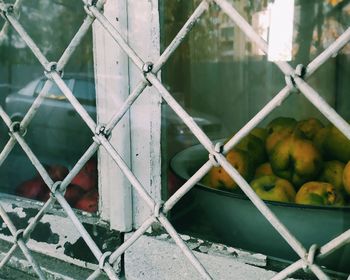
[92,0,162,230]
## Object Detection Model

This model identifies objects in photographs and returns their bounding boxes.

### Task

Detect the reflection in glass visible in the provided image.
[0,0,97,212]
[161,0,350,275]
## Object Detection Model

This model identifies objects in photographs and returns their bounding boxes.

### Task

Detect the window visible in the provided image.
[73,78,96,105]
[0,0,350,279]
[161,0,350,279]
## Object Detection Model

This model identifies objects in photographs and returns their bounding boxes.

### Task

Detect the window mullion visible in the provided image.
[127,0,162,228]
[93,0,132,231]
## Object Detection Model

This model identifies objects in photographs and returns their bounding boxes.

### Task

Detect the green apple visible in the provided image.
[295,181,344,206]
[266,117,297,134]
[254,162,274,178]
[323,124,350,163]
[295,117,324,140]
[269,134,323,187]
[342,161,350,195]
[235,134,267,167]
[250,127,268,143]
[313,126,330,158]
[208,149,254,191]
[318,160,345,191]
[250,175,296,203]
[265,117,297,155]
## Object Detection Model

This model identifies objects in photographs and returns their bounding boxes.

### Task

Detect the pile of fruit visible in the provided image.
[205,117,350,207]
[15,159,98,213]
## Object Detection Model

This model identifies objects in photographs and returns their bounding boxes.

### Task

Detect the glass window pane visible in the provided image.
[161,0,350,275]
[73,78,96,105]
[0,0,98,213]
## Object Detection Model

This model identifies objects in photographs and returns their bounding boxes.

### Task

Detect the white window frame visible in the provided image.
[93,0,162,230]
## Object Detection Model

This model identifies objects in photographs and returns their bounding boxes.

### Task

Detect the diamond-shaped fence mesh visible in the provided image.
[0,0,349,279]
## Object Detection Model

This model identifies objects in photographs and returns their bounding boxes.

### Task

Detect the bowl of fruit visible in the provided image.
[171,116,350,274]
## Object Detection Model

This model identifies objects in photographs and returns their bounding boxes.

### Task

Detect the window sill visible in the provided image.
[124,233,280,280]
[0,194,348,279]
[124,228,349,280]
[0,193,121,272]
[0,239,110,280]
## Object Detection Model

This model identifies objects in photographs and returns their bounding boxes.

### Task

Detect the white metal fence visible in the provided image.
[0,0,349,279]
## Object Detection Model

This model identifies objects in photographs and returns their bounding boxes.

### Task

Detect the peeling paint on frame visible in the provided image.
[0,194,121,270]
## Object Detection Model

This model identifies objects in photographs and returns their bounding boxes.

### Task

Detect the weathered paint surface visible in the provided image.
[0,239,110,279]
[0,195,285,279]
[0,194,121,270]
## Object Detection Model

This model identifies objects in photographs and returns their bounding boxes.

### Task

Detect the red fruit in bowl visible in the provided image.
[37,188,50,202]
[47,164,69,181]
[71,172,96,192]
[71,160,97,191]
[84,159,97,175]
[64,184,85,206]
[15,177,46,200]
[75,189,98,213]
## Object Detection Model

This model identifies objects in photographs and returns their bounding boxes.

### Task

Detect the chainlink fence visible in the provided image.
[0,0,349,279]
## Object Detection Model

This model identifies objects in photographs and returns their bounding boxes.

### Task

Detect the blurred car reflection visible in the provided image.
[5,76,226,165]
[5,74,96,163]
[0,84,20,106]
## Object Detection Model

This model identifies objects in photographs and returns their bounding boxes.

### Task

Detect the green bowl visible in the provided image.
[171,144,350,274]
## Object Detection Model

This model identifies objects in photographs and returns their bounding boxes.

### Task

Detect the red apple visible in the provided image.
[34,164,69,202]
[75,189,98,213]
[15,177,46,200]
[47,164,69,181]
[37,188,50,202]
[84,159,97,175]
[64,184,85,206]
[71,159,97,191]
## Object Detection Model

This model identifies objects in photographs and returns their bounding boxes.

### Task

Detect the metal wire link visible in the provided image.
[0,204,47,279]
[0,0,21,37]
[208,142,223,167]
[285,64,306,90]
[99,251,112,270]
[142,61,154,86]
[0,1,120,278]
[295,64,307,78]
[44,61,63,79]
[92,134,102,145]
[208,153,219,167]
[95,124,111,140]
[50,181,63,195]
[14,229,24,243]
[0,2,14,16]
[83,3,95,18]
[303,244,319,272]
[9,121,26,137]
[153,201,163,218]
